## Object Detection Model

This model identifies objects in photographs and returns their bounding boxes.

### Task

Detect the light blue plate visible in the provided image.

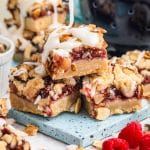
[9,100,150,147]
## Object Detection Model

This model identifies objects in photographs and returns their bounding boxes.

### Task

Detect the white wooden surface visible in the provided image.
[12,118,149,150]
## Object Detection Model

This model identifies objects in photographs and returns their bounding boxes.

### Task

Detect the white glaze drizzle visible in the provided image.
[68,0,74,28]
[135,51,145,66]
[10,68,27,80]
[69,26,100,46]
[24,62,46,76]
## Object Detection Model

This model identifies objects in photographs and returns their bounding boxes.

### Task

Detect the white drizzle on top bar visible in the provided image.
[69,27,100,46]
[42,25,103,62]
[135,51,145,66]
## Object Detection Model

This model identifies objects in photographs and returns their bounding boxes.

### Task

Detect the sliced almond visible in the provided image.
[1,134,13,144]
[23,30,34,40]
[8,0,18,9]
[71,64,77,71]
[60,34,72,42]
[24,44,33,60]
[0,141,7,150]
[144,52,150,59]
[92,140,103,150]
[23,142,30,150]
[24,124,39,136]
[10,134,17,149]
[93,94,104,105]
[122,68,135,75]
[32,35,44,45]
[75,98,81,114]
[13,9,21,27]
[32,8,41,18]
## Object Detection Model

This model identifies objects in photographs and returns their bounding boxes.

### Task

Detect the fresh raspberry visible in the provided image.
[102,138,129,150]
[139,134,150,150]
[118,121,143,149]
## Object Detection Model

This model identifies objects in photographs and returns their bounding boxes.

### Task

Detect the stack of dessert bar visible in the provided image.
[0,98,31,149]
[9,24,108,117]
[4,0,67,62]
[9,24,149,120]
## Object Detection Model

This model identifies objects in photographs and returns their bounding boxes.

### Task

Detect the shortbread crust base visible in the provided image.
[84,98,142,120]
[10,92,79,117]
[25,12,66,32]
[48,58,108,80]
[143,84,150,100]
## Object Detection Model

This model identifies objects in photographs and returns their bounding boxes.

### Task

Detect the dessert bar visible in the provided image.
[4,0,67,62]
[42,24,108,80]
[81,62,143,120]
[122,50,150,100]
[6,0,67,32]
[9,63,81,117]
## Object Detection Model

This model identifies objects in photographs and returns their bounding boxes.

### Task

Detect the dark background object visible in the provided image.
[80,0,150,56]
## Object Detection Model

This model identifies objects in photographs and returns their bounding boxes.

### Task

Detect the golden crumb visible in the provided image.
[24,124,39,136]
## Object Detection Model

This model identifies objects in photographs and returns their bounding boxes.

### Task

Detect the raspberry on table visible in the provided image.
[139,134,150,150]
[102,138,129,150]
[118,121,143,149]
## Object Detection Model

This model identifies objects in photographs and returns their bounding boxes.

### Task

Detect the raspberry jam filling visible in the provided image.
[103,87,142,103]
[38,82,79,101]
[102,86,142,102]
[85,85,142,105]
[10,76,79,102]
[71,47,107,61]
[48,47,107,73]
[143,75,150,84]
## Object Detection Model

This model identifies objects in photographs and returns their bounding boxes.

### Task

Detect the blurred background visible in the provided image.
[1,0,150,56]
[79,0,150,56]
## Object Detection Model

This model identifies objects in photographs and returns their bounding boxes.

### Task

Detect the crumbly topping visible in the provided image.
[82,61,143,102]
[9,64,79,103]
[113,64,143,98]
[122,50,150,70]
[42,24,107,63]
[23,77,44,100]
